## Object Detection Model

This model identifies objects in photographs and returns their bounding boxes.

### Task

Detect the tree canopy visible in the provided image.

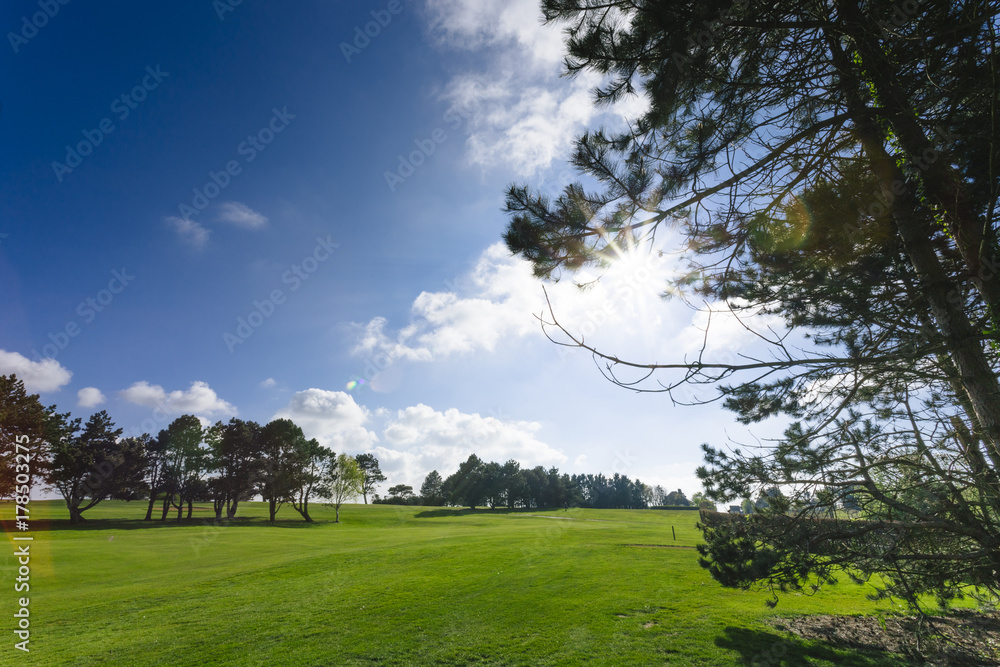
[0,375,49,500]
[504,0,1000,609]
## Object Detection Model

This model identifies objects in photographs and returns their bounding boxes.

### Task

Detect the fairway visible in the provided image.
[1,502,914,666]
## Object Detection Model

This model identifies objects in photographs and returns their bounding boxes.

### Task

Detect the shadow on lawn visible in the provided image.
[716,626,906,666]
[413,507,575,518]
[0,516,327,533]
[414,508,504,518]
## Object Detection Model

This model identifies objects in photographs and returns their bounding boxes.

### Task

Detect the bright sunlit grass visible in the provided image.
[1,501,916,666]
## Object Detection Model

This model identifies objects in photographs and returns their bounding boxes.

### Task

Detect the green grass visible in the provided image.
[0,500,919,665]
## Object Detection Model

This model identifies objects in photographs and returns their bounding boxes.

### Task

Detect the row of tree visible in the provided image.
[3,374,702,522]
[1,375,385,524]
[375,453,698,510]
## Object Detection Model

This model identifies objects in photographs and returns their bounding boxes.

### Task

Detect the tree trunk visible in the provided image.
[292,499,312,522]
[186,499,193,519]
[269,498,277,523]
[144,492,156,521]
[827,32,1000,463]
[228,498,240,519]
[335,505,340,523]
[836,0,1000,318]
[160,494,170,521]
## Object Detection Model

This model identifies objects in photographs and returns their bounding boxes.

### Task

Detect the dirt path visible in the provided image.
[768,611,1000,665]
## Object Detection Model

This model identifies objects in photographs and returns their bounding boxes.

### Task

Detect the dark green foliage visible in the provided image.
[355,452,386,504]
[259,418,312,523]
[443,454,487,509]
[0,375,49,499]
[44,410,146,523]
[503,0,1000,610]
[419,469,447,506]
[205,417,264,520]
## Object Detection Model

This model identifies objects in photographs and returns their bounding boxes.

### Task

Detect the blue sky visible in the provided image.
[1,0,785,495]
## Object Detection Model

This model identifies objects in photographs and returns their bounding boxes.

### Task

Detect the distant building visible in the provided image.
[728,505,742,514]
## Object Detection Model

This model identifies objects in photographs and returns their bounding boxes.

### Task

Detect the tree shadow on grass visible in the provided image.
[413,508,494,518]
[0,517,327,533]
[716,626,907,666]
[413,507,573,518]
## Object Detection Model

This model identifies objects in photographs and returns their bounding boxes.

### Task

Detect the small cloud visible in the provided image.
[0,350,72,392]
[573,454,587,467]
[120,380,236,416]
[217,202,268,229]
[77,387,106,408]
[167,216,210,248]
[260,378,277,388]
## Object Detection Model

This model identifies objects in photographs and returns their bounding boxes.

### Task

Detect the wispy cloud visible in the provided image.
[167,216,210,248]
[427,0,648,177]
[217,201,268,229]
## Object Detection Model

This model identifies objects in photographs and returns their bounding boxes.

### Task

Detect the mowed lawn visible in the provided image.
[0,501,916,666]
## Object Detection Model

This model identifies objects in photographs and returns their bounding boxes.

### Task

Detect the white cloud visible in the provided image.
[351,243,541,363]
[376,403,566,489]
[0,350,72,392]
[427,0,649,176]
[273,389,379,452]
[352,242,677,366]
[120,380,236,416]
[272,390,568,492]
[217,202,268,229]
[446,72,602,176]
[349,240,795,406]
[260,377,277,388]
[77,387,106,408]
[167,216,210,248]
[674,299,787,358]
[426,0,564,70]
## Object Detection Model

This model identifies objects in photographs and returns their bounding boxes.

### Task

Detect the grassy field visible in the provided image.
[0,500,923,666]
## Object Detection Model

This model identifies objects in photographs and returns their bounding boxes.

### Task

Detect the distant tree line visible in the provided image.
[374,453,692,511]
[2,374,702,520]
[0,375,382,524]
